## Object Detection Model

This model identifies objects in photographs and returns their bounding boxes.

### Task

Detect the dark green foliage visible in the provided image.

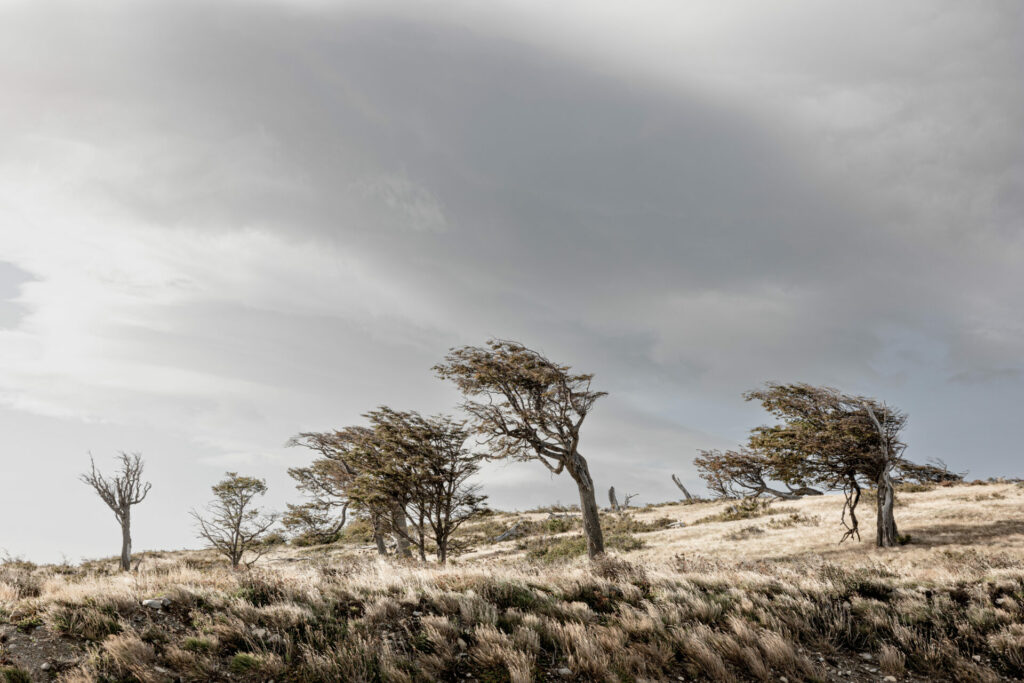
[0,667,32,683]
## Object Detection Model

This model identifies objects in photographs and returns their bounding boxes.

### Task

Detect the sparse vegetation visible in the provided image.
[3,482,1023,681]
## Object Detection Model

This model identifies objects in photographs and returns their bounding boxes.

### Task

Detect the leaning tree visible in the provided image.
[694,448,823,500]
[287,427,395,555]
[80,452,152,571]
[346,408,488,563]
[743,383,911,547]
[434,339,607,558]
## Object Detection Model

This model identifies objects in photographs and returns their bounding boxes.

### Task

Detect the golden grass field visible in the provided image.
[2,481,1024,682]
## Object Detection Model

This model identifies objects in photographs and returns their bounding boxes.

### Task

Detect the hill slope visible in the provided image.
[2,481,1023,682]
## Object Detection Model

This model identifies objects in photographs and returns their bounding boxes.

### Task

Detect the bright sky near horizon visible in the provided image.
[0,0,1022,563]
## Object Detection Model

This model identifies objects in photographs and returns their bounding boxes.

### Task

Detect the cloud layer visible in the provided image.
[0,0,1021,561]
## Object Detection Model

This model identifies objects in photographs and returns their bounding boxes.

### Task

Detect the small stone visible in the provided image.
[859,652,873,660]
[973,654,982,662]
[556,668,572,677]
[883,677,897,682]
[41,662,51,671]
[780,677,788,682]
[457,638,467,651]
[142,597,170,610]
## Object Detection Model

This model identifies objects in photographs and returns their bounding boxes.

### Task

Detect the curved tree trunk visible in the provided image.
[119,514,132,572]
[568,454,605,558]
[876,470,899,547]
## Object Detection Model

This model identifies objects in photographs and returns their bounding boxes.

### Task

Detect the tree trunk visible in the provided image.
[373,533,387,556]
[569,454,605,558]
[671,474,694,502]
[392,505,412,558]
[119,514,132,572]
[371,514,388,555]
[876,470,899,547]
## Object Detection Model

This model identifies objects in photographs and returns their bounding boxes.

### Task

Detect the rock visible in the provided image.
[556,668,572,677]
[457,638,467,651]
[41,662,51,671]
[883,677,897,682]
[143,597,170,609]
[780,677,788,682]
[859,652,873,660]
[973,654,982,662]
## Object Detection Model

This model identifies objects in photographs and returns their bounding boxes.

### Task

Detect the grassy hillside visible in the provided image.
[2,481,1024,682]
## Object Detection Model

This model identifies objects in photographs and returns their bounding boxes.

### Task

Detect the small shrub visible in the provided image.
[696,498,791,524]
[724,526,765,541]
[0,667,32,683]
[15,615,42,632]
[520,533,644,563]
[766,512,820,529]
[183,636,215,654]
[230,652,260,674]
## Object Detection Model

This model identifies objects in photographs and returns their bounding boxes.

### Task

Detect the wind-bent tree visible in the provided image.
[80,452,152,571]
[344,408,488,563]
[192,473,278,569]
[694,448,823,500]
[287,428,393,554]
[744,383,910,547]
[434,339,607,558]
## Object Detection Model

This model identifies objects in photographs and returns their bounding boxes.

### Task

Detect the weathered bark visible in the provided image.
[371,514,388,555]
[670,474,694,502]
[569,454,604,558]
[876,470,899,547]
[120,517,132,572]
[373,533,387,555]
[608,486,619,511]
[392,505,412,558]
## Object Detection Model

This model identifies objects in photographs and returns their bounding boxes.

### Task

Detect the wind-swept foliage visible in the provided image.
[434,339,607,558]
[289,410,487,562]
[736,383,914,547]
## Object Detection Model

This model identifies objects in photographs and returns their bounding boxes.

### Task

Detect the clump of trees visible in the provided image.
[287,408,487,563]
[80,452,152,572]
[192,473,279,569]
[435,339,608,558]
[696,383,962,547]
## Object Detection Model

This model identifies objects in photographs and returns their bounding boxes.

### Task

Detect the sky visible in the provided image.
[0,0,1022,563]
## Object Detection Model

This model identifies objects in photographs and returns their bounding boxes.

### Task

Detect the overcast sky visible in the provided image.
[1,0,1022,563]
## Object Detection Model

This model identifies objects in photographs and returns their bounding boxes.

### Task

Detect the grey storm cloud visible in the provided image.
[0,0,1021,561]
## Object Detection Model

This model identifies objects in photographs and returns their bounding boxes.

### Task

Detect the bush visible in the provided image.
[519,533,644,563]
[0,667,32,683]
[230,652,260,674]
[695,498,791,524]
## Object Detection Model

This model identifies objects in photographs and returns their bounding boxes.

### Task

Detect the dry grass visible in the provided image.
[1,482,1023,681]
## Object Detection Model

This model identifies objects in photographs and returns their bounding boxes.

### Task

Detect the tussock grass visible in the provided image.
[1,482,1023,681]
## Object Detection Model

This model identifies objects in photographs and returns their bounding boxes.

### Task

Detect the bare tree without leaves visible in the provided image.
[434,339,607,558]
[80,452,152,571]
[192,473,278,569]
[670,474,694,502]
